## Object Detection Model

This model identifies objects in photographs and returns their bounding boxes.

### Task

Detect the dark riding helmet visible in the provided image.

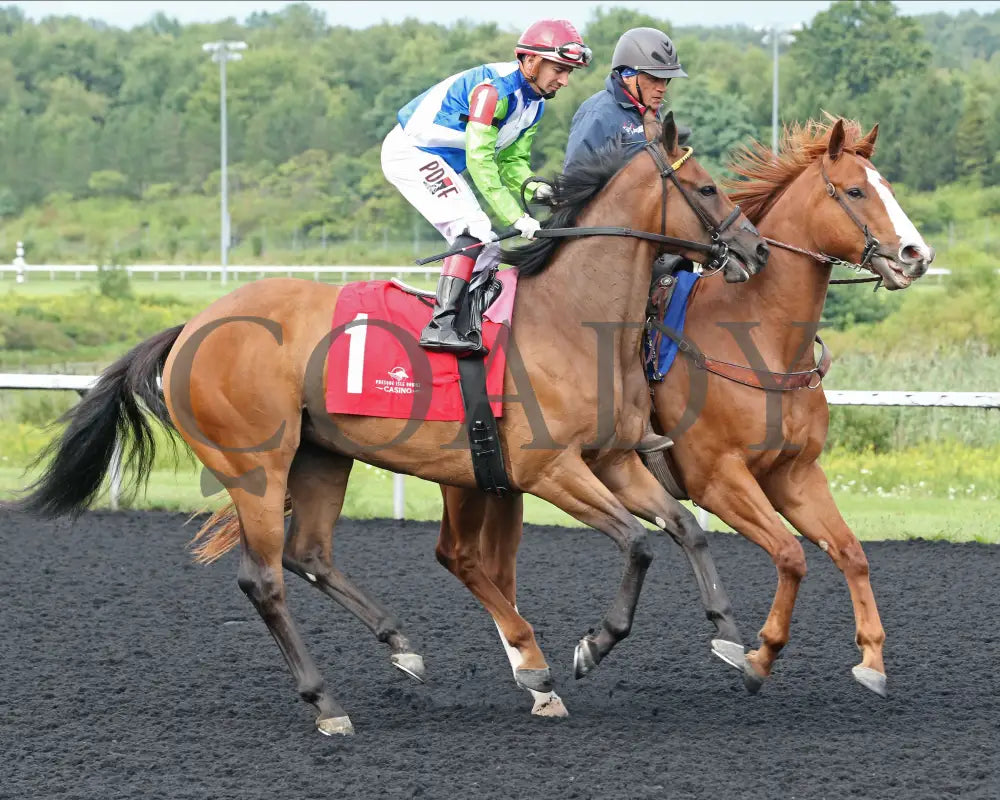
[611,27,687,80]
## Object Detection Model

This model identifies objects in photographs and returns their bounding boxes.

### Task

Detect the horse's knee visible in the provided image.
[840,539,870,579]
[630,529,654,568]
[774,538,807,581]
[453,547,481,579]
[673,518,709,551]
[434,540,454,571]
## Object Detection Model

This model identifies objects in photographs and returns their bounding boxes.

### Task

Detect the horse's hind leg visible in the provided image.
[283,442,424,682]
[233,477,354,735]
[600,456,745,671]
[763,462,887,696]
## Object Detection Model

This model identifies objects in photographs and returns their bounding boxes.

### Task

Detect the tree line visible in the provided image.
[0,0,997,249]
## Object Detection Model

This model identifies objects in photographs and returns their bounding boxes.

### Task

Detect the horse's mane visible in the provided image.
[501,137,635,277]
[725,116,876,224]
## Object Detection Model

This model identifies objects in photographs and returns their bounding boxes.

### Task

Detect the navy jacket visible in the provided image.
[564,73,689,171]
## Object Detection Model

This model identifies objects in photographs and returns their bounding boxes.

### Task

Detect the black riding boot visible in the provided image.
[419,274,479,354]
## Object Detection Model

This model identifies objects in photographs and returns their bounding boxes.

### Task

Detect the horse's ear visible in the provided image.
[661,110,678,153]
[858,123,879,158]
[642,106,661,144]
[827,118,846,161]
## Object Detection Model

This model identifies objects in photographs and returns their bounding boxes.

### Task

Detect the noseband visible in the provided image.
[642,142,742,274]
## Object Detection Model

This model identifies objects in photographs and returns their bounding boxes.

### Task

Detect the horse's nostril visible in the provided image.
[756,243,770,265]
[900,244,923,263]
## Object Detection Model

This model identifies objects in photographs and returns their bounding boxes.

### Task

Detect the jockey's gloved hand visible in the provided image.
[533,183,554,203]
[513,214,541,240]
[465,219,498,244]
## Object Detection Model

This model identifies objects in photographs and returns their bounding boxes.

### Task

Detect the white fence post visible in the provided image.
[696,505,710,529]
[13,241,25,284]
[393,473,406,519]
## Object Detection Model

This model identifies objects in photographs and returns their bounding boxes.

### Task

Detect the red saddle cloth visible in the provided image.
[324,271,516,422]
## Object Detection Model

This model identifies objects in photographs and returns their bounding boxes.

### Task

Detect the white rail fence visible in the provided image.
[3,263,446,283]
[4,373,999,521]
[1,262,961,284]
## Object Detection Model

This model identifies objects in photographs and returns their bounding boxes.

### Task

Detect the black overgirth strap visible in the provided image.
[456,356,511,496]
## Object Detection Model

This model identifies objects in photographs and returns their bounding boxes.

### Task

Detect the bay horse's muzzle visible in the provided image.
[717,218,770,283]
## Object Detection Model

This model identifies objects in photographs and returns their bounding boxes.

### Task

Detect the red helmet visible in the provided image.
[515,19,592,68]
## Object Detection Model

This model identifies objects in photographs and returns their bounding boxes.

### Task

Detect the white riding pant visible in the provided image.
[381,124,500,275]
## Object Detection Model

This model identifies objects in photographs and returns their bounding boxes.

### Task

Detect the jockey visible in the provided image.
[564,27,689,171]
[381,19,591,354]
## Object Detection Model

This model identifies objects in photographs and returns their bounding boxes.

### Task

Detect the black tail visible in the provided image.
[7,325,185,517]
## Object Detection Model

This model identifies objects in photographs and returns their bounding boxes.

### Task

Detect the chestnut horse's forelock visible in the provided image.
[724,118,877,224]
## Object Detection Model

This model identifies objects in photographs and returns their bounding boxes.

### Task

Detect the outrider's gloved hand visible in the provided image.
[513,214,541,241]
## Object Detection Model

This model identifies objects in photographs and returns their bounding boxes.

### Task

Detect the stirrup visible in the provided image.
[636,432,674,453]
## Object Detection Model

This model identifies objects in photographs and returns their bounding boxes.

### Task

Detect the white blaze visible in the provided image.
[865,167,930,258]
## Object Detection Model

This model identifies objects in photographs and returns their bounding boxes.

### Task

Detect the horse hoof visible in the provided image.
[574,637,600,680]
[852,665,888,697]
[317,715,354,736]
[531,693,569,718]
[711,639,745,671]
[391,652,426,683]
[742,657,767,694]
[515,667,553,693]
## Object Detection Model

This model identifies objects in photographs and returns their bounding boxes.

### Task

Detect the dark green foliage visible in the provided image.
[0,3,996,262]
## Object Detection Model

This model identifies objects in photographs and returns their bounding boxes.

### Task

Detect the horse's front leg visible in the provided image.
[762,462,887,697]
[692,461,808,694]
[464,487,569,717]
[524,453,656,678]
[434,485,556,699]
[597,453,745,671]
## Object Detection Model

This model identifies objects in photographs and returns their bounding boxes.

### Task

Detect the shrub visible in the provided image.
[97,259,133,300]
[87,170,130,197]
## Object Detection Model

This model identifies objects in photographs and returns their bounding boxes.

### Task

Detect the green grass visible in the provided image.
[2,460,996,544]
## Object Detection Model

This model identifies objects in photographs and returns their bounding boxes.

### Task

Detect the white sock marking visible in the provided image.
[492,612,556,705]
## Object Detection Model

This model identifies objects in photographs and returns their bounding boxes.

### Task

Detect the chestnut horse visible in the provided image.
[440,117,934,710]
[10,114,768,735]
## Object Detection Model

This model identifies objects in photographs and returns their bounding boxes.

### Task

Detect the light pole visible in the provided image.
[759,25,798,155]
[202,40,247,285]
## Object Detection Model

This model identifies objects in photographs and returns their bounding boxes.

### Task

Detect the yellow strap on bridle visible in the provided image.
[670,146,694,171]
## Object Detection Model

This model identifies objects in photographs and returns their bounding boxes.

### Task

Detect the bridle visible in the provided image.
[641,142,743,276]
[762,159,883,287]
[419,144,749,271]
[524,145,741,271]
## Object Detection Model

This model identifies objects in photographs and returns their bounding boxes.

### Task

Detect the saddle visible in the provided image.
[391,269,510,496]
[391,267,504,351]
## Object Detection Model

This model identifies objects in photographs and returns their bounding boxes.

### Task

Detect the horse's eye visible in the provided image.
[699,185,717,197]
[847,187,865,199]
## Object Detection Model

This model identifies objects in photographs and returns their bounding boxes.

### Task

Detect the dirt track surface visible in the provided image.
[2,510,997,799]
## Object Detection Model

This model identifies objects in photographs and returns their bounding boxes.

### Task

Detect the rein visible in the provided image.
[416,146,739,268]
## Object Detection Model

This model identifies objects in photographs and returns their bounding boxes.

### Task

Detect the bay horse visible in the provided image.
[440,117,934,710]
[9,114,768,735]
